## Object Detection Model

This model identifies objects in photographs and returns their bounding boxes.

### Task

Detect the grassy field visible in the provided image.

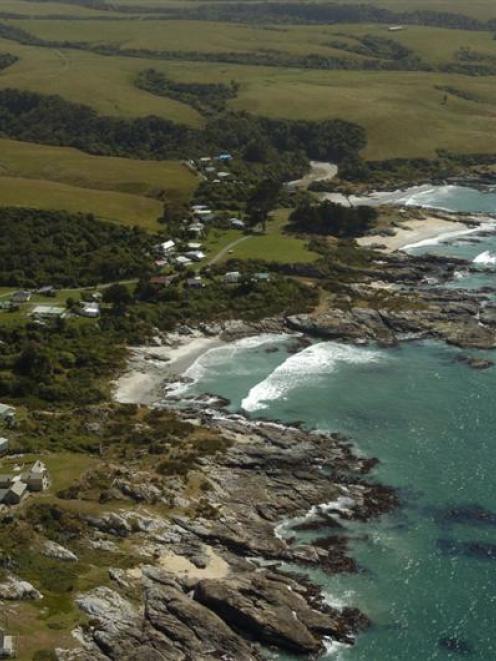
[0,176,165,229]
[0,138,197,197]
[0,16,495,160]
[0,138,197,229]
[205,210,317,264]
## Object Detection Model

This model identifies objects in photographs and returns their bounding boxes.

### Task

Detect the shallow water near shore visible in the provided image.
[167,188,496,660]
[176,337,496,660]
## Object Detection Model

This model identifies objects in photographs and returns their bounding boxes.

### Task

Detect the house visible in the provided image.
[187,242,202,250]
[216,153,233,162]
[186,276,203,289]
[150,275,176,287]
[0,437,8,455]
[388,25,404,31]
[31,305,65,320]
[199,157,212,164]
[0,475,13,489]
[205,166,216,174]
[254,272,271,283]
[25,460,50,492]
[217,171,231,179]
[191,204,209,212]
[11,290,31,304]
[230,218,245,229]
[1,480,27,505]
[78,302,100,318]
[0,302,12,311]
[0,404,15,425]
[224,271,241,284]
[194,208,213,218]
[160,240,176,255]
[175,255,192,266]
[185,250,206,262]
[36,285,57,297]
[0,629,15,658]
[187,223,204,237]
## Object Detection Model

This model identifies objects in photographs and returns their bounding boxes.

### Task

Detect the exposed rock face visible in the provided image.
[194,572,348,653]
[43,540,78,562]
[0,575,42,600]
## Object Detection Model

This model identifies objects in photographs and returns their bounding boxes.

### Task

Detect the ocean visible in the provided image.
[168,186,496,660]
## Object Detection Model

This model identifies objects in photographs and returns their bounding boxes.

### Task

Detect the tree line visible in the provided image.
[0,207,154,288]
[0,88,367,166]
[288,200,378,238]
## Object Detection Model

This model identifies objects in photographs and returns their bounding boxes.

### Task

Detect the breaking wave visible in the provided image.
[166,333,290,397]
[241,342,383,412]
[473,250,496,266]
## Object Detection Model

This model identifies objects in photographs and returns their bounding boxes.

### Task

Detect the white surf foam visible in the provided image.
[166,333,291,397]
[241,341,383,412]
[401,223,493,251]
[473,250,496,266]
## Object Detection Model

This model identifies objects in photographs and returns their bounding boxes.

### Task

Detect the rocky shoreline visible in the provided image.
[55,413,397,661]
[68,243,496,661]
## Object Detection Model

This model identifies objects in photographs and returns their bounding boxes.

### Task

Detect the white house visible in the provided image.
[175,255,192,266]
[25,460,50,492]
[187,242,202,250]
[185,250,206,262]
[230,218,245,229]
[224,271,241,284]
[79,302,100,318]
[31,305,66,320]
[160,239,176,255]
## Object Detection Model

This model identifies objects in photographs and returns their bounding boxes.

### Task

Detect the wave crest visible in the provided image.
[241,342,383,412]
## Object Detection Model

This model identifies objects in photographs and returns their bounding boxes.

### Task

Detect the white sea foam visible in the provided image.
[473,250,496,266]
[402,224,488,251]
[241,341,383,412]
[166,333,290,397]
[323,637,349,658]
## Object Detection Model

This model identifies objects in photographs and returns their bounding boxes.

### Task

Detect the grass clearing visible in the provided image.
[0,138,197,197]
[0,176,164,229]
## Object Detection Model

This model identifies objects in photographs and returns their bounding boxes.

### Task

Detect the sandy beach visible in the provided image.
[357,215,489,252]
[113,332,224,405]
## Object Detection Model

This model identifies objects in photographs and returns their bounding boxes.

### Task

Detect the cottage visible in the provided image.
[0,437,8,455]
[254,272,271,283]
[191,204,209,212]
[187,242,202,250]
[194,208,213,218]
[1,480,27,505]
[175,255,192,266]
[79,302,100,318]
[0,404,15,425]
[224,271,241,284]
[230,218,245,229]
[216,153,233,162]
[160,240,176,255]
[36,285,57,297]
[25,460,50,492]
[150,275,176,287]
[11,290,31,304]
[217,171,231,178]
[31,305,65,320]
[186,276,203,289]
[187,223,204,237]
[185,250,206,262]
[388,25,404,31]
[0,629,15,658]
[199,157,212,164]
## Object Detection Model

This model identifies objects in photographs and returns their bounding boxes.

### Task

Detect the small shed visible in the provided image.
[0,629,15,657]
[3,480,27,505]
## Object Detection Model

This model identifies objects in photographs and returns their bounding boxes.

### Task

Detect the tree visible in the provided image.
[246,178,282,232]
[102,284,133,315]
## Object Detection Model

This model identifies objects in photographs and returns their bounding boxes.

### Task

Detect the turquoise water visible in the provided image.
[172,188,496,660]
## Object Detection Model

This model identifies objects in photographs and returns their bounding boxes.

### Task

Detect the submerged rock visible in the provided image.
[439,636,473,655]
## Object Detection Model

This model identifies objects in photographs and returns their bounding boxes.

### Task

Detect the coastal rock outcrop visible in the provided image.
[0,575,42,600]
